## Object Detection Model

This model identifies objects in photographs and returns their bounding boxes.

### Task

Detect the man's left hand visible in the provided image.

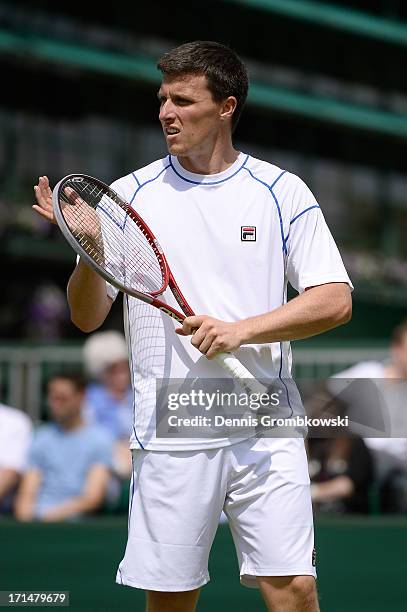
[176,315,245,358]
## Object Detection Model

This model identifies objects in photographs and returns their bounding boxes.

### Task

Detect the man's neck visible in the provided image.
[59,415,84,432]
[177,141,239,175]
[108,386,128,401]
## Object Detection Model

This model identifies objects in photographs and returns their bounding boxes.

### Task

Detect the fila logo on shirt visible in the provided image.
[241,226,256,241]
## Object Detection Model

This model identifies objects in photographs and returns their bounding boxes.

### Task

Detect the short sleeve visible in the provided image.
[284,176,353,293]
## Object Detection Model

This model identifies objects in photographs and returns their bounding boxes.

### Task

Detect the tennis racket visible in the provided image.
[52,174,268,397]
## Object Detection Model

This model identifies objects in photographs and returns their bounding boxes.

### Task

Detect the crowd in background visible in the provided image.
[0,331,133,521]
[1,323,407,521]
[306,320,407,514]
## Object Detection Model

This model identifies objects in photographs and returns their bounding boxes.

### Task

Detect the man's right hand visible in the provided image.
[32,176,112,331]
[33,176,103,259]
[33,175,56,224]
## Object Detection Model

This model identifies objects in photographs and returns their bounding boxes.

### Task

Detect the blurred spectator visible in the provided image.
[316,320,407,513]
[15,372,112,522]
[307,437,373,514]
[82,331,133,479]
[0,404,32,514]
[25,283,70,341]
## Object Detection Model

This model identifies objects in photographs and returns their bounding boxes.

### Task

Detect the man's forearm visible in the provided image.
[239,283,352,345]
[311,475,354,502]
[14,469,42,522]
[41,495,102,522]
[67,259,112,332]
[14,495,36,522]
[178,282,352,358]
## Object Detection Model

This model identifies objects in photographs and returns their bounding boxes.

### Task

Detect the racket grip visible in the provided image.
[213,352,268,398]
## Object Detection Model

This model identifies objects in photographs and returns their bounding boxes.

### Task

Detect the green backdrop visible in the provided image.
[1,516,406,611]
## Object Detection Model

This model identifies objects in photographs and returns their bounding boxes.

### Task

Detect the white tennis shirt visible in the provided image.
[107,152,352,450]
[0,404,32,471]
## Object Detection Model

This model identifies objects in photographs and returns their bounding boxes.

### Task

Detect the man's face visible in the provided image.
[102,360,130,395]
[158,74,226,157]
[47,378,83,424]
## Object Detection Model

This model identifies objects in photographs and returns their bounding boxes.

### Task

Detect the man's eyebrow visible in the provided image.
[157,91,195,102]
[173,93,194,102]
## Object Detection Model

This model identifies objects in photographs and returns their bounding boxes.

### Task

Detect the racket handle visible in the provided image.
[213,352,268,398]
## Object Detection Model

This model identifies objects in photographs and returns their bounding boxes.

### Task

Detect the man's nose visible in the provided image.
[159,99,176,122]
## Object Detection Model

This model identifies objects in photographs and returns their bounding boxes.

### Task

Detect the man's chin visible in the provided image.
[166,141,188,156]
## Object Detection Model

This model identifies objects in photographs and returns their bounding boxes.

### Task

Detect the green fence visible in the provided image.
[1,517,406,611]
[0,343,389,420]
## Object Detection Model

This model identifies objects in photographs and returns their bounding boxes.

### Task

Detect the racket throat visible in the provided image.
[169,280,194,317]
[151,298,185,323]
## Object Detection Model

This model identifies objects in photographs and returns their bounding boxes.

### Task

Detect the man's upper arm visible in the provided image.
[304,282,352,325]
[305,282,352,309]
[19,468,42,497]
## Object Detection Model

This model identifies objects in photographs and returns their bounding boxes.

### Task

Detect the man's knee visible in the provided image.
[288,575,317,604]
[257,575,319,611]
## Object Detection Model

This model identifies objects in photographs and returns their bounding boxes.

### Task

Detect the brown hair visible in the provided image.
[47,371,87,392]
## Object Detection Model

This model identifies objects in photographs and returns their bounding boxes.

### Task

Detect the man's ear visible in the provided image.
[220,96,237,122]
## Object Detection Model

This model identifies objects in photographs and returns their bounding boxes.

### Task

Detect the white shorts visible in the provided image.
[116,436,316,592]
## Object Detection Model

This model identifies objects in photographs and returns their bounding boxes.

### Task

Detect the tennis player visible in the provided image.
[33,41,352,612]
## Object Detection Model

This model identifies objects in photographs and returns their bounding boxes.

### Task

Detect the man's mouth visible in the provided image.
[165,127,180,137]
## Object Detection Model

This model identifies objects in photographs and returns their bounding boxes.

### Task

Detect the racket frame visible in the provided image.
[53,174,191,323]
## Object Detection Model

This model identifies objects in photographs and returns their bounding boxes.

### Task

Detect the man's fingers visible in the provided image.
[175,327,187,336]
[177,316,239,359]
[34,185,46,207]
[175,316,206,338]
[175,324,195,337]
[34,178,53,210]
[206,343,226,359]
[174,324,214,356]
[190,329,204,348]
[33,177,56,224]
[63,186,85,207]
[32,204,55,223]
[180,316,204,336]
[40,176,52,197]
[196,336,213,355]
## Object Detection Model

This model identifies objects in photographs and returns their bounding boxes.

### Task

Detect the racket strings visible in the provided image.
[58,178,166,294]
